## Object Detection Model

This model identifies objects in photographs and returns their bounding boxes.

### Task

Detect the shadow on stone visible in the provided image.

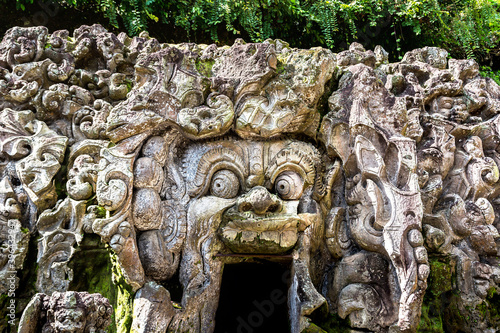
[215,262,290,333]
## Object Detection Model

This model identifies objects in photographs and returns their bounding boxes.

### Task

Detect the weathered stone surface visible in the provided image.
[5,24,500,333]
[18,291,112,333]
[0,178,29,294]
[131,281,175,333]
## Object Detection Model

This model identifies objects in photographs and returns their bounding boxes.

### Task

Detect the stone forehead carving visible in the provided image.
[1,26,498,333]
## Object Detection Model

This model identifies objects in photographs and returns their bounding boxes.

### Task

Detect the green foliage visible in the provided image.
[437,0,500,61]
[480,65,500,85]
[6,0,500,62]
[12,0,33,11]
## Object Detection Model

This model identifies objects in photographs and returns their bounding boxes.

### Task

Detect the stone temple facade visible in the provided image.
[0,24,499,332]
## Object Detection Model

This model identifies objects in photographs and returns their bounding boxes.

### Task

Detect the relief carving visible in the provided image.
[19,291,113,333]
[0,24,496,333]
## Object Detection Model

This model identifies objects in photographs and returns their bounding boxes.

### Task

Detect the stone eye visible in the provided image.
[210,170,239,198]
[274,171,303,200]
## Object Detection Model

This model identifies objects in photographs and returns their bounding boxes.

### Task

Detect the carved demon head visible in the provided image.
[9,25,500,333]
[183,139,323,254]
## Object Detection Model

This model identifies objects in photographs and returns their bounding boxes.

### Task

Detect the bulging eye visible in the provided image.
[210,170,239,198]
[274,171,303,200]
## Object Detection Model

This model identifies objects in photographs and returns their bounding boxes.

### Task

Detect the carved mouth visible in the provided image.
[219,214,301,254]
[421,148,443,159]
[223,214,300,232]
[219,226,299,254]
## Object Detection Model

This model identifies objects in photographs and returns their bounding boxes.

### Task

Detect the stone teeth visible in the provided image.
[280,231,298,248]
[240,231,257,243]
[260,231,280,245]
[221,228,238,240]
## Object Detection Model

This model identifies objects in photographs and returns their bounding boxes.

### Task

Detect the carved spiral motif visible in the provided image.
[210,170,239,198]
[274,171,303,200]
[5,23,500,333]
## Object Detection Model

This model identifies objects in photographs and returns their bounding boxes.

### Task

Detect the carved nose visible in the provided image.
[238,186,281,215]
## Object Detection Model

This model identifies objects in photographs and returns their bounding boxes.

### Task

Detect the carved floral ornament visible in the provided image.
[0,24,494,332]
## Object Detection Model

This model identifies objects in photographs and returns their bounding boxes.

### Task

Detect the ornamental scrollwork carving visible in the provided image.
[0,26,498,333]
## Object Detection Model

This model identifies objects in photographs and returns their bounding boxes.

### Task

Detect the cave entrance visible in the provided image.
[214,261,290,333]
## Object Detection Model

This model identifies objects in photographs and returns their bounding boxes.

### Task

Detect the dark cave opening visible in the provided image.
[214,261,291,333]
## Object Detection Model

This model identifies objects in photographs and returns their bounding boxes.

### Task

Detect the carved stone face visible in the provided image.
[183,139,322,254]
[417,125,456,179]
[463,136,483,158]
[17,137,64,198]
[0,177,21,221]
[66,155,99,201]
[0,109,67,211]
[431,96,468,122]
[52,307,86,333]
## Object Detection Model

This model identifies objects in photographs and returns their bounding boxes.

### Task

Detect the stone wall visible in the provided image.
[0,24,499,332]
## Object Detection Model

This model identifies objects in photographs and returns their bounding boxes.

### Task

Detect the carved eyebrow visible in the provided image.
[186,147,248,197]
[265,146,317,188]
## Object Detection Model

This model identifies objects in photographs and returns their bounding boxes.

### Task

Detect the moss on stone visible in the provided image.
[95,205,107,218]
[303,322,329,333]
[415,255,500,332]
[110,250,134,332]
[195,58,215,77]
[276,60,286,75]
[465,287,500,330]
[125,78,134,92]
[68,234,134,333]
[310,313,351,333]
[417,256,455,332]
[418,302,444,332]
[428,258,454,297]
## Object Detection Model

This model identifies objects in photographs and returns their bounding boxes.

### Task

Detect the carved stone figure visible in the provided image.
[18,291,112,333]
[0,177,29,294]
[3,24,500,333]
